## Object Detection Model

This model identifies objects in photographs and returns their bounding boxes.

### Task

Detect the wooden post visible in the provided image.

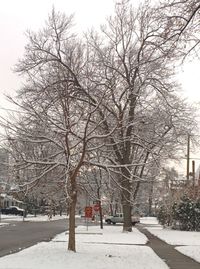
[186,134,190,182]
[192,160,195,188]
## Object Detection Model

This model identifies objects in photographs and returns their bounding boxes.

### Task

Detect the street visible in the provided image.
[0,219,69,257]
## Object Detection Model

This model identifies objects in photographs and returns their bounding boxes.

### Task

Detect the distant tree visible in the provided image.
[157,167,182,226]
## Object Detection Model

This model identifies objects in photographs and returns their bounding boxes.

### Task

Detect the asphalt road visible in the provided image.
[0,219,69,257]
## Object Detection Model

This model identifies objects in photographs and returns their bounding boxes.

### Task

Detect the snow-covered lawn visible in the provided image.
[54,225,148,245]
[140,217,160,225]
[0,223,169,269]
[0,214,68,222]
[0,222,9,227]
[0,242,169,269]
[147,220,200,264]
[147,226,200,245]
[0,214,68,227]
[25,214,68,222]
[176,246,200,264]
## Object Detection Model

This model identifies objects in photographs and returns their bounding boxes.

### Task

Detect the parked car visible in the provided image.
[105,213,140,226]
[1,206,24,216]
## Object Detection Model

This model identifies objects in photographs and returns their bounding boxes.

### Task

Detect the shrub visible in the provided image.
[172,196,200,231]
[157,205,169,226]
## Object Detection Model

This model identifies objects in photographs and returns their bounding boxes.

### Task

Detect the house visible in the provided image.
[0,193,24,209]
[0,148,9,183]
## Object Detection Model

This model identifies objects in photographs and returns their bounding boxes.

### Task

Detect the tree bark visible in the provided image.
[122,201,132,232]
[99,200,103,229]
[68,177,77,252]
[148,180,154,216]
[121,167,132,232]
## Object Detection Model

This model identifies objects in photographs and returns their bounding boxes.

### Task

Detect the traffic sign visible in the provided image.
[85,206,93,218]
[93,204,100,212]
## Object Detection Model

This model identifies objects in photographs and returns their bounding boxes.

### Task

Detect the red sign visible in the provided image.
[93,204,100,212]
[85,206,93,218]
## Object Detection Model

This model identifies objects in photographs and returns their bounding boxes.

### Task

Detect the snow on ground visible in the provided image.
[140,217,160,225]
[146,218,200,264]
[0,241,169,269]
[0,222,169,269]
[25,214,67,222]
[0,222,9,227]
[147,226,200,246]
[53,225,148,245]
[0,214,68,222]
[176,246,200,263]
[0,214,68,228]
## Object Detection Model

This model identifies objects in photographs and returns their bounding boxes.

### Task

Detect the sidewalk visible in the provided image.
[138,224,200,269]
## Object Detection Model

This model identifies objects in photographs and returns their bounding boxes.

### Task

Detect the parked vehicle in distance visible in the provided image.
[1,206,24,216]
[105,213,140,226]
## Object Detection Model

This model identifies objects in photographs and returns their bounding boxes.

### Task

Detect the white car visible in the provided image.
[105,213,140,226]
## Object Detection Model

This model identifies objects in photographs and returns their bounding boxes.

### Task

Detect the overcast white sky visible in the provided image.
[0,0,200,105]
[0,0,116,105]
[0,0,200,174]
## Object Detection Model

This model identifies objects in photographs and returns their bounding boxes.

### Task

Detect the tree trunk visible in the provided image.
[121,168,132,232]
[96,186,103,229]
[122,189,132,232]
[99,200,103,229]
[148,180,154,216]
[109,203,114,216]
[68,178,77,252]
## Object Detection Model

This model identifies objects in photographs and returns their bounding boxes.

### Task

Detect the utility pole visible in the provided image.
[186,134,190,182]
[192,160,195,188]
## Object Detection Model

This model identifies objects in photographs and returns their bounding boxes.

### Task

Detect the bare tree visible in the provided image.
[0,10,107,252]
[159,0,200,58]
[85,0,197,231]
[0,1,198,248]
